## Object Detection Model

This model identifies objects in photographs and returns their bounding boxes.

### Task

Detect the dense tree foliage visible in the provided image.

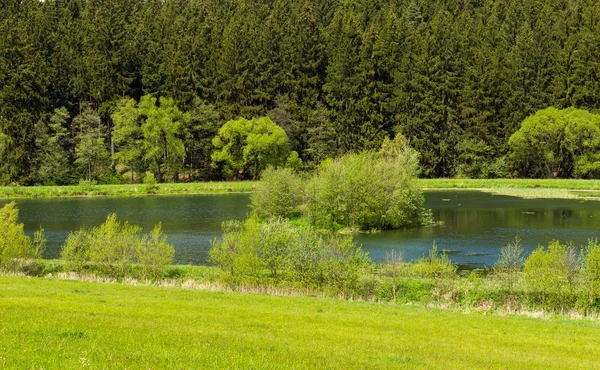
[4,0,600,184]
[509,107,600,178]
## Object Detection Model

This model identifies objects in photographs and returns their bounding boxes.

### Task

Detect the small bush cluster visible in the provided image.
[0,202,45,270]
[61,213,174,280]
[251,135,432,231]
[209,217,371,295]
[251,167,303,218]
[523,239,600,313]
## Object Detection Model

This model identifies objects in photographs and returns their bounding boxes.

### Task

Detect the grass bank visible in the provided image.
[1,275,599,369]
[0,181,257,199]
[418,178,600,199]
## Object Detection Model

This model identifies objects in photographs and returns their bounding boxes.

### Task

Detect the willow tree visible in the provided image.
[211,116,293,179]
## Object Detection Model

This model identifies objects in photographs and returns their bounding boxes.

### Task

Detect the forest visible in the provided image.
[2,0,600,185]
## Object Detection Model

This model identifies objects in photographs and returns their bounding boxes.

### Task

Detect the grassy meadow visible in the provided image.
[0,181,257,199]
[1,275,600,369]
[0,178,598,200]
[418,178,600,200]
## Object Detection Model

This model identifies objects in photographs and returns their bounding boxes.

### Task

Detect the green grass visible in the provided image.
[418,178,600,200]
[418,178,600,190]
[0,181,257,199]
[1,276,599,369]
[3,178,599,200]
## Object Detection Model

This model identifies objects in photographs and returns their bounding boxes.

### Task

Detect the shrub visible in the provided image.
[0,202,44,269]
[136,223,175,280]
[251,167,304,219]
[305,135,428,231]
[209,217,371,294]
[143,171,158,192]
[524,241,580,311]
[411,243,457,279]
[581,238,600,309]
[493,235,524,291]
[61,213,174,280]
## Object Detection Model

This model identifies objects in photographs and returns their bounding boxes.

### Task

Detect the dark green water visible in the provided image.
[2,191,600,268]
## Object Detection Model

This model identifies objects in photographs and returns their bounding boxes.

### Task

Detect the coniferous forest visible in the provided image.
[2,0,600,185]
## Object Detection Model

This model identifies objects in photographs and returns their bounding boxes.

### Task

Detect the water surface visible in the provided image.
[3,191,600,267]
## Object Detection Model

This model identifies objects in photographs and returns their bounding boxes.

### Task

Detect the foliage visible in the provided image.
[73,109,110,182]
[493,235,524,291]
[305,135,429,230]
[509,107,600,178]
[33,107,73,185]
[251,167,304,219]
[581,238,600,309]
[136,223,175,280]
[0,202,44,268]
[211,116,292,179]
[60,213,174,280]
[143,171,158,193]
[6,2,600,181]
[523,241,581,310]
[209,217,370,294]
[411,243,457,279]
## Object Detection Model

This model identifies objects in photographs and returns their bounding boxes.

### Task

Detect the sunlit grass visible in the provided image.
[419,179,600,200]
[0,181,257,199]
[1,275,599,369]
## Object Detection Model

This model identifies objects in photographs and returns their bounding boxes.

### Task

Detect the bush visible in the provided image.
[251,167,304,219]
[581,239,600,309]
[305,135,429,231]
[0,202,44,269]
[61,213,174,280]
[143,171,158,193]
[524,241,580,311]
[411,243,457,279]
[209,217,371,295]
[493,235,524,291]
[136,223,175,280]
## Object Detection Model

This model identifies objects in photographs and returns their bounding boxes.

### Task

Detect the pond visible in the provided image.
[3,190,600,268]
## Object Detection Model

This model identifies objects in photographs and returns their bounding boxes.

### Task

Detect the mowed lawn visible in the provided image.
[1,276,599,369]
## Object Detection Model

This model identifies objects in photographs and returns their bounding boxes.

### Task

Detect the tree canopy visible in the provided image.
[509,107,600,178]
[3,0,600,183]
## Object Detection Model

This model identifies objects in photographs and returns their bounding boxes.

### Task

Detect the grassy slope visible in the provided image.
[1,276,599,369]
[0,181,257,198]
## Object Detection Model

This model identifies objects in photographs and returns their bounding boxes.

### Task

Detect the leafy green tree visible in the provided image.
[211,116,292,179]
[509,107,600,178]
[138,95,189,182]
[112,98,143,183]
[112,94,190,182]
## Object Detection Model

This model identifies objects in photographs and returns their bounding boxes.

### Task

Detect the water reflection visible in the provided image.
[2,190,599,267]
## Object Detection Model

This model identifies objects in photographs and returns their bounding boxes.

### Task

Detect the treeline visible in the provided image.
[3,0,600,184]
